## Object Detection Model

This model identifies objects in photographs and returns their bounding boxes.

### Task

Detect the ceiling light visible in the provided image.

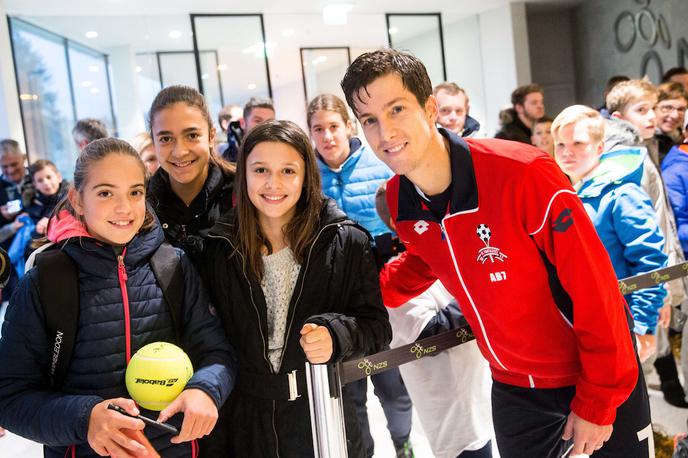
[201,73,209,80]
[247,83,257,90]
[282,28,294,37]
[135,66,142,73]
[242,42,276,58]
[217,64,228,71]
[81,81,92,87]
[312,55,327,65]
[85,31,98,39]
[388,27,399,35]
[323,3,353,25]
[168,30,182,39]
[88,65,99,72]
[90,88,100,94]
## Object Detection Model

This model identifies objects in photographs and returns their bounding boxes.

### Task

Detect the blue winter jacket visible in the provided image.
[0,220,236,458]
[577,147,668,335]
[661,145,688,254]
[317,138,393,238]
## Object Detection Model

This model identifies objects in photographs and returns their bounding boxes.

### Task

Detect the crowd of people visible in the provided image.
[0,49,687,458]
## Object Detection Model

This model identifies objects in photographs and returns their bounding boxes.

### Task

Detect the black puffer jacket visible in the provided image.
[201,199,391,457]
[147,162,234,263]
[494,107,533,144]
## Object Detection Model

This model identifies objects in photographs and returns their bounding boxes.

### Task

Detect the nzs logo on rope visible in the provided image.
[476,224,507,264]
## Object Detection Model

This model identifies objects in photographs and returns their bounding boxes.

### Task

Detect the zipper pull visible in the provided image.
[117,255,128,281]
[439,221,446,241]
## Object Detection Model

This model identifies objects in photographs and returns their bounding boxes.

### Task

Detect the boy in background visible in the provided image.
[606,79,659,164]
[531,116,554,157]
[26,160,67,236]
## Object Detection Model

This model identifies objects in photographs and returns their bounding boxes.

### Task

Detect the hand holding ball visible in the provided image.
[125,342,193,411]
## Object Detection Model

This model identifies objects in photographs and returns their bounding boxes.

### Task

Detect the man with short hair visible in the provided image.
[495,84,545,144]
[663,67,688,92]
[433,82,480,137]
[72,118,108,153]
[341,48,650,458]
[241,97,276,134]
[655,82,688,163]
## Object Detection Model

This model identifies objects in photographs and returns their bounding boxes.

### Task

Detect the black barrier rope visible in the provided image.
[339,261,688,385]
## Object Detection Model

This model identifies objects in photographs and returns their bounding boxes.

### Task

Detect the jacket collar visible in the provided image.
[577,147,646,198]
[148,161,228,212]
[663,144,688,169]
[461,115,481,137]
[396,128,478,222]
[316,137,364,172]
[48,210,164,270]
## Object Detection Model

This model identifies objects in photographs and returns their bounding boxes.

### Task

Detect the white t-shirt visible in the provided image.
[388,281,494,458]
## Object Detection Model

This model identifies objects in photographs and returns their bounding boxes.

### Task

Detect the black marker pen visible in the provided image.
[107,403,179,436]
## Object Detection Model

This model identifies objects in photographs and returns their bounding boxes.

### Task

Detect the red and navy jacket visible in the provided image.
[381,129,638,425]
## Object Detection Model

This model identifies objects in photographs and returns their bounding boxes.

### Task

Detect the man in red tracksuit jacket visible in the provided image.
[341,49,651,458]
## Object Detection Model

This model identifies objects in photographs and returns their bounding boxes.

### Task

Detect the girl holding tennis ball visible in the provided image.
[202,120,391,456]
[0,138,236,458]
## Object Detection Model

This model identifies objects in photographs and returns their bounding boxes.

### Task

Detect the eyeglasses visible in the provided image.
[656,104,687,115]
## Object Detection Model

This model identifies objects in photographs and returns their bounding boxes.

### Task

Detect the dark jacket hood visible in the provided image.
[148,161,230,210]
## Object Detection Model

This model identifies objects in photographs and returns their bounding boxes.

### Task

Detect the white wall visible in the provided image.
[477,2,531,136]
[263,13,387,132]
[106,45,146,140]
[443,13,487,136]
[0,0,25,147]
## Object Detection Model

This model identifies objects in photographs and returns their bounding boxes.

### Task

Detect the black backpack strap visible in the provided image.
[36,249,79,389]
[150,242,184,344]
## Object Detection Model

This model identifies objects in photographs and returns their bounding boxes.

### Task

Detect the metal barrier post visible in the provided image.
[306,362,348,458]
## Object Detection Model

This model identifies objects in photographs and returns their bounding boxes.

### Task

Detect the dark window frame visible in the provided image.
[189,13,273,100]
[385,12,447,81]
[299,46,352,105]
[136,49,225,106]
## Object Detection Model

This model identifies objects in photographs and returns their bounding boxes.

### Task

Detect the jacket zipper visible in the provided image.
[208,231,281,455]
[440,217,508,371]
[275,222,340,373]
[117,250,133,364]
[207,232,273,372]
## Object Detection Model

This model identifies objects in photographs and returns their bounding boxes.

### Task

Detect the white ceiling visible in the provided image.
[5,0,581,17]
[13,0,582,55]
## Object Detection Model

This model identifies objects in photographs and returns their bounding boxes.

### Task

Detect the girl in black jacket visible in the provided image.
[202,120,391,457]
[147,85,235,263]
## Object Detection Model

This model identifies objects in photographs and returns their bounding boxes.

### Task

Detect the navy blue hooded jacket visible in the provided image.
[0,216,236,457]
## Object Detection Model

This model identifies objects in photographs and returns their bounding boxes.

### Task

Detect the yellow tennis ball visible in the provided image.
[125,342,194,411]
